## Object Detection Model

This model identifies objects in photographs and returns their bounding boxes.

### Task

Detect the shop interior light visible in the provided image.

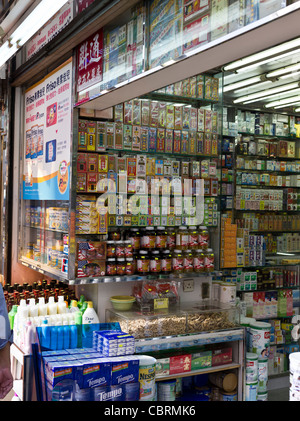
[233,82,300,103]
[0,0,68,68]
[223,37,300,71]
[266,62,300,78]
[295,107,300,112]
[264,95,300,108]
[223,75,264,92]
[242,87,300,104]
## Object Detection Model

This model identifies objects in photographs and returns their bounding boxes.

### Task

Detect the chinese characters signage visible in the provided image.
[26,3,73,61]
[77,29,103,93]
[23,59,72,200]
[77,0,96,13]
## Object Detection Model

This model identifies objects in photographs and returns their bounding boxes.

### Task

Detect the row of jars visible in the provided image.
[106,248,214,277]
[107,225,210,256]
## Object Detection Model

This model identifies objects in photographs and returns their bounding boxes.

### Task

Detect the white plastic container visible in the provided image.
[47,296,58,315]
[249,321,271,358]
[246,353,258,382]
[137,355,156,401]
[245,380,258,401]
[28,298,39,318]
[82,301,99,324]
[289,352,300,401]
[38,297,47,316]
[23,320,35,354]
[220,282,236,307]
[57,296,67,314]
[258,357,268,392]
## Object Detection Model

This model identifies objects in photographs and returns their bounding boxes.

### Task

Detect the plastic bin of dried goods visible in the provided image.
[105,302,239,340]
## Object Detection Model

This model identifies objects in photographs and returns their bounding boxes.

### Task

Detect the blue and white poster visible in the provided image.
[23,58,72,200]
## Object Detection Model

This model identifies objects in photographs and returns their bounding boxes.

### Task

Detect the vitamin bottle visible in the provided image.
[193,249,205,272]
[150,250,161,273]
[137,250,150,275]
[143,227,156,250]
[106,241,116,257]
[156,227,167,249]
[172,249,184,274]
[176,226,189,250]
[166,228,176,249]
[204,248,214,272]
[161,250,172,274]
[188,226,199,249]
[106,258,117,276]
[199,226,209,250]
[116,258,126,276]
[129,228,141,250]
[183,250,194,273]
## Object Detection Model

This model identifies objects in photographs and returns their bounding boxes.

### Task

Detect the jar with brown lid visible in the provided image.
[106,258,117,276]
[176,226,189,250]
[137,250,150,275]
[150,250,161,273]
[183,249,194,273]
[172,249,184,274]
[155,227,167,249]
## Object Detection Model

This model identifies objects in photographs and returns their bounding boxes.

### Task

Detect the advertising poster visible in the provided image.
[23,58,72,200]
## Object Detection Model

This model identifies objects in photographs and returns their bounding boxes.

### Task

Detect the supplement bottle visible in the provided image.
[106,258,117,276]
[125,258,135,275]
[150,250,161,273]
[193,249,205,272]
[129,228,141,250]
[124,240,133,257]
[183,250,194,273]
[143,227,156,250]
[166,228,176,250]
[161,250,172,274]
[156,227,167,249]
[176,226,189,250]
[172,249,184,274]
[204,248,214,272]
[115,240,125,257]
[137,250,150,275]
[199,226,209,250]
[116,258,126,276]
[106,241,116,257]
[188,226,199,249]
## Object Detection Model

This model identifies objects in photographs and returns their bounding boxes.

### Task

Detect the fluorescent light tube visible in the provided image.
[265,95,300,108]
[223,76,262,92]
[295,107,300,112]
[233,82,300,103]
[242,88,300,104]
[267,62,300,78]
[224,37,300,71]
[273,101,300,109]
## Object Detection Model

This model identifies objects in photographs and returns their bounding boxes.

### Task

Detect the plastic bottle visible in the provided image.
[47,296,58,315]
[23,320,35,354]
[49,320,57,350]
[8,305,18,329]
[38,297,47,316]
[15,300,29,349]
[28,298,39,318]
[82,301,99,324]
[63,321,70,349]
[77,295,85,310]
[41,319,51,349]
[69,321,78,349]
[79,301,87,316]
[57,296,67,314]
[57,322,64,350]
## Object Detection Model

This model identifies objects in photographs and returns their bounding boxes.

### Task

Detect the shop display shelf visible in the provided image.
[236,154,299,161]
[134,328,244,353]
[155,362,241,381]
[104,148,219,160]
[237,184,300,189]
[24,225,68,234]
[20,257,68,281]
[68,271,215,285]
[237,132,298,140]
[236,168,300,175]
[141,92,220,106]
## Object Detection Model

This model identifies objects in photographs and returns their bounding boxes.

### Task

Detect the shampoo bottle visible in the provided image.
[82,301,99,324]
[41,319,51,350]
[24,320,35,354]
[57,322,64,350]
[69,321,78,349]
[57,296,67,314]
[28,298,39,318]
[63,321,70,349]
[47,296,58,315]
[38,297,47,316]
[50,321,58,350]
[8,305,18,329]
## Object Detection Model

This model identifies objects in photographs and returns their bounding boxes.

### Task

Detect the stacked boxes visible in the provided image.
[76,195,99,234]
[220,218,237,268]
[242,289,294,319]
[235,186,284,211]
[93,330,135,357]
[43,349,140,401]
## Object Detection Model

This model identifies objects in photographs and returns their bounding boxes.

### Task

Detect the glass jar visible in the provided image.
[106,241,116,257]
[199,226,209,250]
[193,249,205,273]
[142,227,156,249]
[129,228,141,250]
[137,250,150,275]
[124,240,133,257]
[116,258,126,276]
[204,248,214,272]
[161,249,172,274]
[183,249,194,273]
[150,250,161,273]
[110,230,121,241]
[166,228,176,249]
[115,241,125,257]
[125,258,135,275]
[172,249,184,274]
[106,258,117,276]
[176,226,189,250]
[156,226,167,249]
[188,226,199,249]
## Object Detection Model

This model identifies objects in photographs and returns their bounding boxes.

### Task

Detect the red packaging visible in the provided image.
[169,354,192,375]
[212,347,233,366]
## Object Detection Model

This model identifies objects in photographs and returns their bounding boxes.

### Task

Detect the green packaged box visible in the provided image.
[191,350,212,370]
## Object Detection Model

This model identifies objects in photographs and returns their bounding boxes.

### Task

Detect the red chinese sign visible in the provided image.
[77,28,103,93]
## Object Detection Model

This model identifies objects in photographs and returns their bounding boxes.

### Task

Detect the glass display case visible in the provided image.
[105,301,239,339]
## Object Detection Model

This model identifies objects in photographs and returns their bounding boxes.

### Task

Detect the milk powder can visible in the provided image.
[249,321,271,358]
[245,380,258,401]
[246,353,258,382]
[258,357,268,392]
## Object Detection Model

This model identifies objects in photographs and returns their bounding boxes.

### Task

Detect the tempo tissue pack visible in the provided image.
[92,330,135,357]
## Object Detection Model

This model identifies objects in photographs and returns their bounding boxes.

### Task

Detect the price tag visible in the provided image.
[154,298,169,310]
